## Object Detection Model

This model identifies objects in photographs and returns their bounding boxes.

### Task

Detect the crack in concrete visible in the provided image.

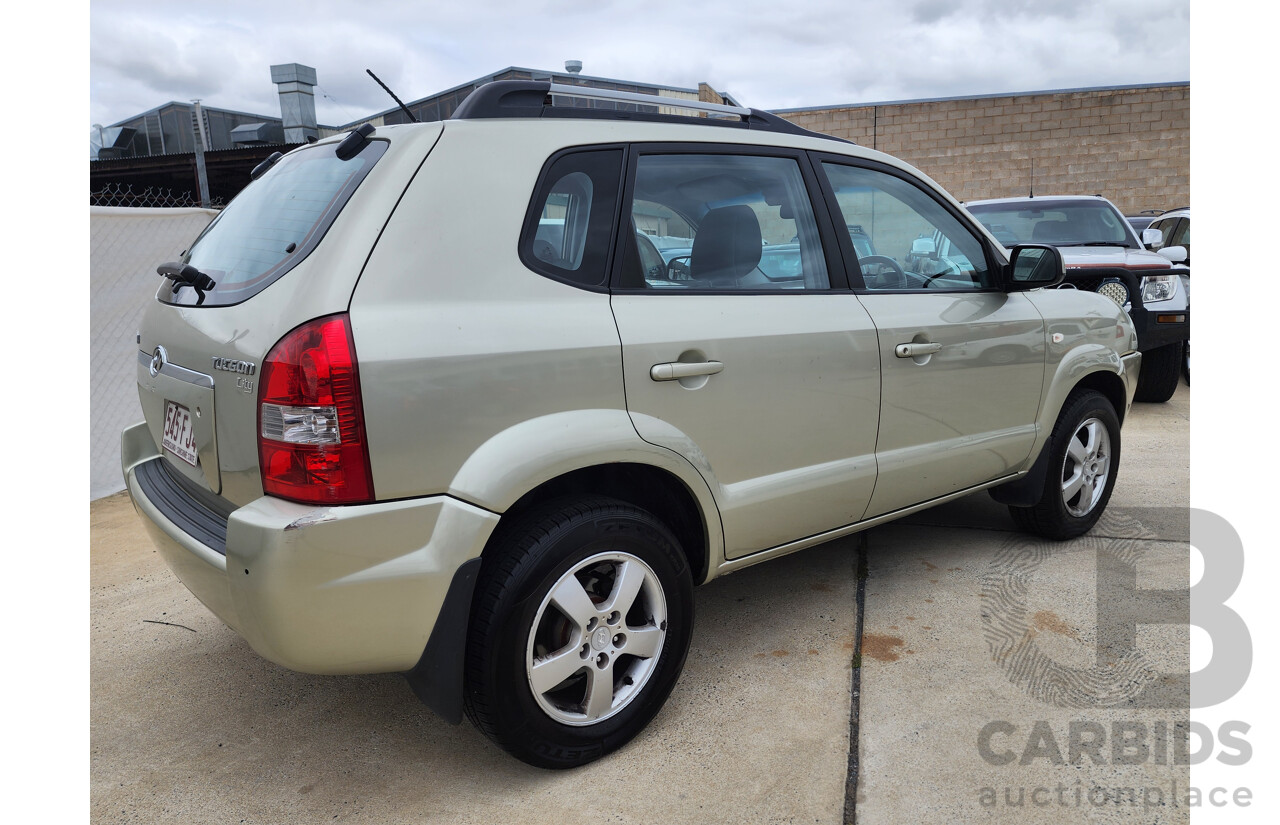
[844,533,868,825]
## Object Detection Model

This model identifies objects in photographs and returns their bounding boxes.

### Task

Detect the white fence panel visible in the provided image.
[90,206,218,500]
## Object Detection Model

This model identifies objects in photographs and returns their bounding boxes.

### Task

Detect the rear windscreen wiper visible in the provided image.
[157,262,217,305]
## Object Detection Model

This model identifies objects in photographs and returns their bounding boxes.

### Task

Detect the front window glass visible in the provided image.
[1172,218,1190,247]
[168,140,387,306]
[619,153,828,291]
[822,163,991,291]
[966,200,1136,248]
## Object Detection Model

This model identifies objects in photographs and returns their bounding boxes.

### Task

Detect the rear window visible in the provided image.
[161,139,388,307]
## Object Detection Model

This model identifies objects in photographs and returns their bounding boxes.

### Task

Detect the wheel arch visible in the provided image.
[992,360,1129,508]
[1041,345,1130,430]
[486,463,713,587]
[447,410,722,586]
[1070,368,1129,427]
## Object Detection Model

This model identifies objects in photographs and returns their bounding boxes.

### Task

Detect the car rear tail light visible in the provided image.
[258,314,374,504]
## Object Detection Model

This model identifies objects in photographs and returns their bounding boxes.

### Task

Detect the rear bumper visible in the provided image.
[121,421,500,675]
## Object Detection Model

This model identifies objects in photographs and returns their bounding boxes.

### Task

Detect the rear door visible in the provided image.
[815,157,1046,518]
[610,146,881,558]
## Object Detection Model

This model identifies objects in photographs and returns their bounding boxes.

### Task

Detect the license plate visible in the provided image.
[162,400,199,467]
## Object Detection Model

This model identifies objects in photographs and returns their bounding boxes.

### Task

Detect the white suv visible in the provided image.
[966,195,1188,402]
[122,81,1140,767]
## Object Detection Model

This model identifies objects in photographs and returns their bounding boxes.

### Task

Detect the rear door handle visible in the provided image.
[895,342,942,358]
[650,361,724,381]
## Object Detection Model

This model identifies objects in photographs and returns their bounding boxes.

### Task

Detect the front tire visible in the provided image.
[1134,341,1181,402]
[464,497,694,769]
[1009,390,1121,540]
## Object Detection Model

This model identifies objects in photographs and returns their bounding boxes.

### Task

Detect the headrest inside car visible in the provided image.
[690,205,762,283]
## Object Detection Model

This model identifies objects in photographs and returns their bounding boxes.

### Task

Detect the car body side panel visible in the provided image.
[349,126,633,504]
[859,291,1045,517]
[445,408,726,559]
[1024,288,1140,451]
[611,293,882,558]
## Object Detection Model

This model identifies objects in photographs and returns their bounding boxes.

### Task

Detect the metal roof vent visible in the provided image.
[565,60,582,74]
[231,122,285,146]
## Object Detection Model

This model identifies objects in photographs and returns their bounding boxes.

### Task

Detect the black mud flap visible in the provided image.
[988,444,1053,508]
[404,557,482,724]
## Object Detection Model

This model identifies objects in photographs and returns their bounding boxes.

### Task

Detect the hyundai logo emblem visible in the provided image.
[149,345,167,378]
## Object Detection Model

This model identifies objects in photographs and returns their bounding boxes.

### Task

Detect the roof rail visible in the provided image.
[546,82,751,117]
[449,80,844,141]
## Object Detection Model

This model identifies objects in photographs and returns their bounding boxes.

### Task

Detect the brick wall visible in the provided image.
[775,84,1189,215]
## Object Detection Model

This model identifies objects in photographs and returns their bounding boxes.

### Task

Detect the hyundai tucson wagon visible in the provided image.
[123,81,1140,768]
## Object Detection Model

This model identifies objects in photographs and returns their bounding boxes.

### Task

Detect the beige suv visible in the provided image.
[122,81,1141,768]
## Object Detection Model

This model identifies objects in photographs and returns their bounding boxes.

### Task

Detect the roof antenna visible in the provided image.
[1029,155,1034,198]
[366,69,419,123]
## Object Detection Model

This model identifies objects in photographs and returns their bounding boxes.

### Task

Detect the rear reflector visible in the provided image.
[1156,314,1187,323]
[258,314,374,504]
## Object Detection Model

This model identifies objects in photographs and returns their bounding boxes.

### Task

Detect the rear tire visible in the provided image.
[463,496,693,769]
[1134,342,1181,402]
[1009,390,1121,540]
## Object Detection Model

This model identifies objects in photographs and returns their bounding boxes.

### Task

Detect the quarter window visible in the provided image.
[521,150,623,287]
[822,163,992,291]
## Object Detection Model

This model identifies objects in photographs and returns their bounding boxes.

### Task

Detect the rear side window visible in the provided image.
[162,139,388,307]
[520,149,624,287]
[616,153,830,292]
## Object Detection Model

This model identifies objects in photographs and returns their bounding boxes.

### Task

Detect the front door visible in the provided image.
[817,159,1046,518]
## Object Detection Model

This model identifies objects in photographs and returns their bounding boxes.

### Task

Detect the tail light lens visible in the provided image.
[258,314,374,504]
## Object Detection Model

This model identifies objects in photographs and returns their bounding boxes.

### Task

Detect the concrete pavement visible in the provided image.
[91,383,1188,823]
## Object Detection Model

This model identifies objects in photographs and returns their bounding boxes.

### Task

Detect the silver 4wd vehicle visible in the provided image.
[965,195,1189,402]
[122,81,1140,769]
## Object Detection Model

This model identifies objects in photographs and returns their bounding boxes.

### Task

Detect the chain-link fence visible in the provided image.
[91,205,220,499]
[90,182,225,209]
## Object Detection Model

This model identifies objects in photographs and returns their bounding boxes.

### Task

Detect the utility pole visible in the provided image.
[191,99,212,208]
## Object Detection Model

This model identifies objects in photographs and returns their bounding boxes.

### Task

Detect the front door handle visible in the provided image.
[895,342,943,358]
[650,361,724,381]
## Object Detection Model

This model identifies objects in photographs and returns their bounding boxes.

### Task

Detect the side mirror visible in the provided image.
[1141,227,1163,248]
[1157,245,1188,264]
[1004,244,1065,291]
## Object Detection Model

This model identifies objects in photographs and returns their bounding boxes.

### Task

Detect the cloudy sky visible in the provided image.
[89,0,1189,128]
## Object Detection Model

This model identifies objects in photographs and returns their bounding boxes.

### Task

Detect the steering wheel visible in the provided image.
[858,255,907,290]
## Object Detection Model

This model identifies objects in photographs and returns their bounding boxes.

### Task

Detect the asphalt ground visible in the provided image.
[90,382,1188,824]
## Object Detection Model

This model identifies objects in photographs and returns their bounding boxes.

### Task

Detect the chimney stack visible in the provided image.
[270,63,319,143]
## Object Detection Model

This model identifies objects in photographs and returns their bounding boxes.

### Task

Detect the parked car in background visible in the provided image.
[121,81,1142,770]
[1146,206,1191,265]
[1125,210,1163,233]
[1144,207,1191,383]
[966,195,1188,402]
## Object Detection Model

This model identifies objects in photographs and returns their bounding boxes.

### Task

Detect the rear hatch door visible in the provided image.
[134,124,443,505]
